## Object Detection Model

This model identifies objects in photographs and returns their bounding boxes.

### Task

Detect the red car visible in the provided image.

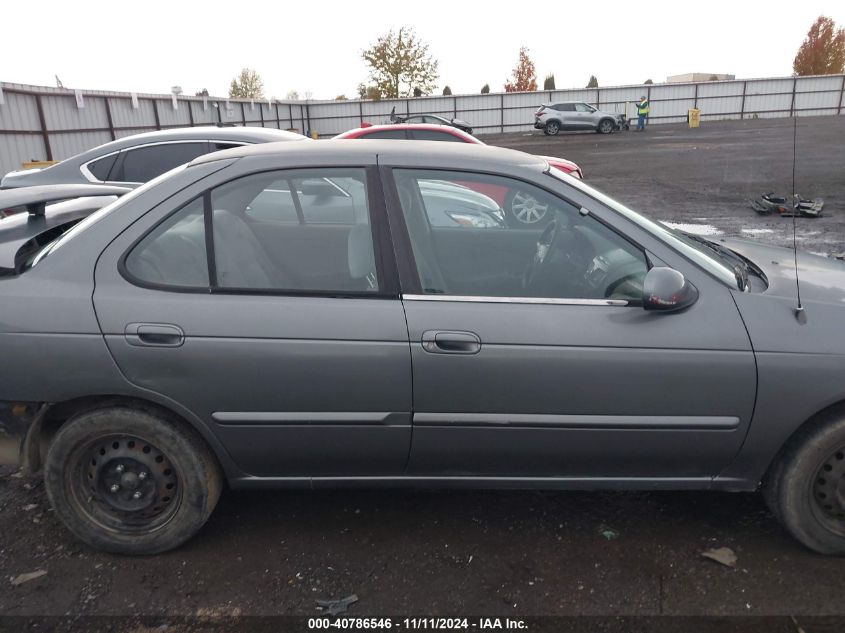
[335,123,583,226]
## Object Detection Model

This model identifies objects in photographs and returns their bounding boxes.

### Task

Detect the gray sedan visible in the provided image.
[2,140,845,556]
[0,126,306,190]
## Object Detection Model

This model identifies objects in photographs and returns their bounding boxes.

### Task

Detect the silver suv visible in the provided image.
[534,101,627,136]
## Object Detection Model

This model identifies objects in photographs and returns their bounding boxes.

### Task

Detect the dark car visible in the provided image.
[2,140,845,557]
[389,107,472,134]
[0,126,306,190]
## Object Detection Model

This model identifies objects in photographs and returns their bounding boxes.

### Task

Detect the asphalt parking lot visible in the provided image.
[495,115,845,257]
[1,116,845,631]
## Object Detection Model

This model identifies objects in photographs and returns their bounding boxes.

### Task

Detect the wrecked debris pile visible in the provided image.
[749,193,825,217]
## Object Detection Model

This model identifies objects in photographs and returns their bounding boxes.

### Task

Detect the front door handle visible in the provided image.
[124,323,185,347]
[421,330,481,355]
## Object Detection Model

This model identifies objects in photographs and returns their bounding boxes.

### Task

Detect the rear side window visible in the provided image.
[358,129,407,140]
[124,197,208,287]
[114,142,209,183]
[211,169,373,290]
[210,142,245,152]
[409,130,464,142]
[554,103,575,111]
[86,154,118,181]
[123,168,379,294]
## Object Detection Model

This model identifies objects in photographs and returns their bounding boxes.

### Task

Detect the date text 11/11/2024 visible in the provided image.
[307,618,529,630]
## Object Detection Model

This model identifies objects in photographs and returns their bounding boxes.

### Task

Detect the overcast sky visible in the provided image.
[4,1,844,100]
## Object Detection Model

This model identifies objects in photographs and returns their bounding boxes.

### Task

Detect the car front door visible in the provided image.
[385,167,757,482]
[574,103,597,128]
[93,160,412,479]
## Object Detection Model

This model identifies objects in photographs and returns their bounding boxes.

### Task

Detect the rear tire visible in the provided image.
[44,406,222,555]
[543,120,561,136]
[763,411,845,554]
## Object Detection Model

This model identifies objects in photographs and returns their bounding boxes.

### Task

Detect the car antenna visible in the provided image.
[791,115,807,325]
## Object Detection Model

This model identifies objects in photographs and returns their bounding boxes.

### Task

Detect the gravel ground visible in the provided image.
[1,116,845,632]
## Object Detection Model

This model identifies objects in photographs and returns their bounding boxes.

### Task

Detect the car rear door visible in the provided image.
[556,103,576,129]
[93,157,412,479]
[384,166,757,482]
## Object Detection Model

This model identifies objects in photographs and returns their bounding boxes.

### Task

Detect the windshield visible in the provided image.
[31,165,188,268]
[547,169,739,288]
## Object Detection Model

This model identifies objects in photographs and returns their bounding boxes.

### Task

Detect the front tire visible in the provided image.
[597,119,615,134]
[543,120,561,136]
[44,406,222,555]
[764,411,845,554]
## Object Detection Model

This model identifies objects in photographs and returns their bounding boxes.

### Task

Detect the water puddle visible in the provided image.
[741,228,774,235]
[660,221,722,236]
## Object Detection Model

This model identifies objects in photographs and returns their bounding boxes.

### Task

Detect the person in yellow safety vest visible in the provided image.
[636,96,650,131]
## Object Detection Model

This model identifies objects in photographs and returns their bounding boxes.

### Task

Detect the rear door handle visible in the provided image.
[421,330,481,355]
[124,323,185,347]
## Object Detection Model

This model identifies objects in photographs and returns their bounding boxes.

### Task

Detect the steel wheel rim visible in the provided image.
[811,447,845,536]
[511,192,549,224]
[70,434,181,534]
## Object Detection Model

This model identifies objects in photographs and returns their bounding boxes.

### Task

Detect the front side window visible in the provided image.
[394,169,648,301]
[116,142,208,183]
[124,168,378,294]
[575,103,595,113]
[547,168,738,288]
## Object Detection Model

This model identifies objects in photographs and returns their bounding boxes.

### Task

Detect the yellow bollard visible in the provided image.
[21,160,57,170]
[688,109,701,128]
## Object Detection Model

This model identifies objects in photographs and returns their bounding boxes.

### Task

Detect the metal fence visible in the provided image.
[1,74,844,175]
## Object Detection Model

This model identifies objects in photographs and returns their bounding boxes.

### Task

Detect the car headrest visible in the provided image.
[347,223,376,282]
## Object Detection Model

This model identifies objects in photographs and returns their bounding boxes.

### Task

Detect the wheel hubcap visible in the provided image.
[812,448,845,533]
[78,435,180,531]
[511,192,549,224]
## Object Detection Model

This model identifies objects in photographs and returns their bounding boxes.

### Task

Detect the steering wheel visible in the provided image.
[522,217,562,291]
[523,217,599,296]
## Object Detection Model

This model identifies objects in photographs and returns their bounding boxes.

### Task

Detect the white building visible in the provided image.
[667,73,736,83]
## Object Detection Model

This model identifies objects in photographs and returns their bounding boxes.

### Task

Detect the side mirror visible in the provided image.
[642,267,699,312]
